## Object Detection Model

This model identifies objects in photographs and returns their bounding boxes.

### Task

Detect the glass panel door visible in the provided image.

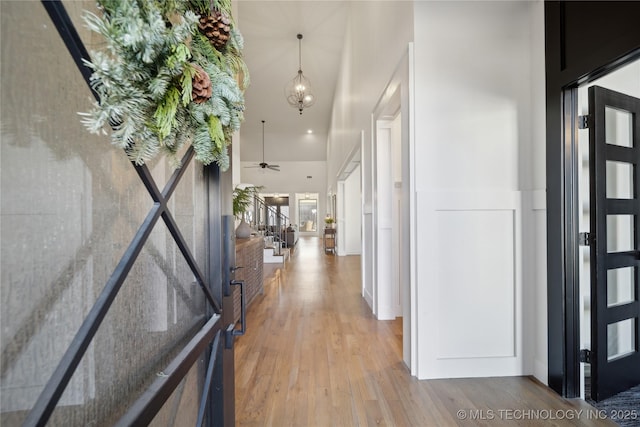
[299,199,318,232]
[588,85,640,402]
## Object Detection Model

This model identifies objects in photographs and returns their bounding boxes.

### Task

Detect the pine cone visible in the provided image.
[198,11,231,50]
[191,64,212,104]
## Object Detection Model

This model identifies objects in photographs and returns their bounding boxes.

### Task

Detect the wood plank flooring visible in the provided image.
[235,237,616,426]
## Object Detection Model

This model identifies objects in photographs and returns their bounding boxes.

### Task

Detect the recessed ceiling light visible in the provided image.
[307,129,313,134]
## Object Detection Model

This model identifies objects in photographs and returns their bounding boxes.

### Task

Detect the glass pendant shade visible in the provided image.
[285,34,315,115]
[286,70,315,114]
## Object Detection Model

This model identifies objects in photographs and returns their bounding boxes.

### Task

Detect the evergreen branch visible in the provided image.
[154,86,181,140]
[188,0,211,15]
[208,114,225,151]
[192,124,216,164]
[81,0,245,171]
[213,0,232,19]
[181,63,196,106]
[167,43,191,70]
[149,72,172,100]
[126,131,161,165]
[192,33,224,69]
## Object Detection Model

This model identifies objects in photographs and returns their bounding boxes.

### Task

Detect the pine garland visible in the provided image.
[80,0,249,170]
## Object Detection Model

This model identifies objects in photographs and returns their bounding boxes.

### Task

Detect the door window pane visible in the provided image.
[607,319,636,361]
[607,267,636,307]
[298,199,317,232]
[607,215,635,253]
[605,106,633,148]
[606,161,634,199]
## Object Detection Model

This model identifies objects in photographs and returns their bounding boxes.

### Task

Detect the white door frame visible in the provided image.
[368,45,416,372]
[335,142,362,257]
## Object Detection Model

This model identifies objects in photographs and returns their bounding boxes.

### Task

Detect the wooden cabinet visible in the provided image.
[233,237,264,323]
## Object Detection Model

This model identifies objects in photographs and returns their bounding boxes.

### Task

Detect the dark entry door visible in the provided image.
[589,85,640,401]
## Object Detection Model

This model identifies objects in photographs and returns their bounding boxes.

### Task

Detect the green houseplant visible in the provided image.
[233,185,263,238]
[324,216,335,229]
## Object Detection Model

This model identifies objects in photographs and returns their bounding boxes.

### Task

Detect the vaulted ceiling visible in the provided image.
[236,1,348,164]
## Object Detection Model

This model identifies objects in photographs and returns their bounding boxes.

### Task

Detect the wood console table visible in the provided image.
[323,228,336,254]
[234,236,264,323]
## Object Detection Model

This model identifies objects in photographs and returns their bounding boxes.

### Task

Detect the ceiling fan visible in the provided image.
[246,120,280,171]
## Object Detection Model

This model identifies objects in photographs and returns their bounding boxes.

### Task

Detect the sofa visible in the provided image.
[282,226,298,248]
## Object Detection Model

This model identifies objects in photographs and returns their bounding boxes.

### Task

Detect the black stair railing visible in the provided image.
[251,196,291,255]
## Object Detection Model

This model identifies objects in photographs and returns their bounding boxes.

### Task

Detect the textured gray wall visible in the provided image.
[1,2,210,425]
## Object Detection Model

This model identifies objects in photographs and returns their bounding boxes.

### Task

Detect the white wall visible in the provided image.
[327,2,414,194]
[411,0,546,380]
[326,0,547,382]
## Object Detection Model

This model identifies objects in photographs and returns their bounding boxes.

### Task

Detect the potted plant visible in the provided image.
[233,185,263,238]
[324,216,335,229]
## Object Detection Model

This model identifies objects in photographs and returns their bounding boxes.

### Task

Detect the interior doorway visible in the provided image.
[575,58,640,401]
[373,116,403,321]
[298,198,318,232]
[364,46,413,371]
[544,0,640,400]
[295,193,319,234]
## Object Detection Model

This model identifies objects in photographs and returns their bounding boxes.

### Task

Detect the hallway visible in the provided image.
[234,237,614,426]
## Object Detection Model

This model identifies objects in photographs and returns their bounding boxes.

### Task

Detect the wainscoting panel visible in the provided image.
[416,191,524,379]
[435,209,516,359]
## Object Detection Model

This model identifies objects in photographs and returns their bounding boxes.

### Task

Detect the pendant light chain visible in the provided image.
[298,34,302,72]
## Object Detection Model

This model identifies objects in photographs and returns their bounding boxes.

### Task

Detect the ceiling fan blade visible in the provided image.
[267,165,280,171]
[244,164,261,168]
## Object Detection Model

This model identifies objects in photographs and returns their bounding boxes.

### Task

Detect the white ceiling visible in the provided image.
[236,1,348,164]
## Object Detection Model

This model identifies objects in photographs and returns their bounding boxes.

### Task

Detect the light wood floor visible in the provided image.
[235,237,615,426]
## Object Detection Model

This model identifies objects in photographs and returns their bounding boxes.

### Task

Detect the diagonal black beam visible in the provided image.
[162,209,221,313]
[34,2,224,425]
[134,162,163,204]
[1,156,205,379]
[115,315,222,426]
[162,146,196,201]
[196,331,221,427]
[158,146,221,312]
[42,0,93,86]
[23,204,164,426]
[43,0,164,206]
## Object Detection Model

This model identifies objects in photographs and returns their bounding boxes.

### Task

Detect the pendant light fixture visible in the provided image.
[285,34,315,115]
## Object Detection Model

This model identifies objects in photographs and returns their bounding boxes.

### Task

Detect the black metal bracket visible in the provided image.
[580,349,592,364]
[579,232,594,246]
[578,115,590,129]
[224,324,235,349]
